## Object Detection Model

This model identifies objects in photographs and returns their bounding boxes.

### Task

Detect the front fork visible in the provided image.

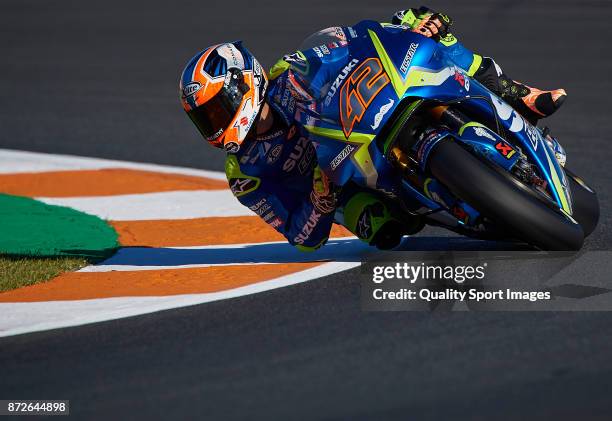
[388,105,484,227]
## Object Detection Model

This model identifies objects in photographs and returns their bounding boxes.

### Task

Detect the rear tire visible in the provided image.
[428,140,584,250]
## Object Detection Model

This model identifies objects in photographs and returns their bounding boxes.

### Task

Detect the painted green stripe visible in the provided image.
[458,121,486,136]
[304,126,379,187]
[0,194,118,258]
[467,54,483,77]
[296,237,328,252]
[382,100,422,154]
[543,150,572,214]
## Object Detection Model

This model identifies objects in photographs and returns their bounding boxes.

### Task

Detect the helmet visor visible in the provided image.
[187,68,250,144]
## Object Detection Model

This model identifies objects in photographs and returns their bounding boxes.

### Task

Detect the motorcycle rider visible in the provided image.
[179,7,567,251]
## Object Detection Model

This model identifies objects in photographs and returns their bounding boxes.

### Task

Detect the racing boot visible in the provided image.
[474,57,567,124]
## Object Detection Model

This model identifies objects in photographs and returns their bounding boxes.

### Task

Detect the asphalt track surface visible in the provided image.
[1,0,612,419]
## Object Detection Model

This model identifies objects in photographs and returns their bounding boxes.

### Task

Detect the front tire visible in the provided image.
[428,140,584,250]
[565,168,599,238]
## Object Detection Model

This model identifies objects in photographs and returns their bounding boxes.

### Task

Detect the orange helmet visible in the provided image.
[180,42,268,153]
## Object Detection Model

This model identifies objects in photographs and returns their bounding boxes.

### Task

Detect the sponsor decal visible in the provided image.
[313,47,324,58]
[347,26,358,38]
[206,128,224,142]
[320,44,331,55]
[269,217,283,228]
[489,93,514,120]
[249,198,271,216]
[393,10,407,22]
[357,210,372,240]
[473,126,497,141]
[267,144,283,164]
[386,24,409,30]
[495,141,516,159]
[400,43,419,74]
[454,69,469,91]
[224,141,240,153]
[525,124,540,150]
[281,88,296,113]
[282,137,309,172]
[260,142,271,158]
[253,60,267,105]
[284,51,307,65]
[489,92,525,136]
[217,43,244,69]
[287,96,296,113]
[416,129,446,163]
[330,144,355,170]
[230,177,256,194]
[256,128,284,142]
[182,82,202,98]
[298,143,315,174]
[293,209,322,244]
[339,58,390,138]
[324,58,359,106]
[451,205,470,223]
[281,88,291,107]
[240,116,249,126]
[263,211,276,221]
[371,98,395,130]
[334,26,347,41]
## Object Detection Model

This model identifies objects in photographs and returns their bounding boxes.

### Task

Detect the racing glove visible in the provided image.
[310,165,337,214]
[392,7,452,41]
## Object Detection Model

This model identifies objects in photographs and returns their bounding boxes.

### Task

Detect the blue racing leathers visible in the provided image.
[226,13,482,251]
[226,119,334,251]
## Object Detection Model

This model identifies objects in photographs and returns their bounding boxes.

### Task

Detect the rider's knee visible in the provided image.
[341,192,422,250]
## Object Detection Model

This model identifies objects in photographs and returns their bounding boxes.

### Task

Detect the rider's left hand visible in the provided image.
[411,13,451,40]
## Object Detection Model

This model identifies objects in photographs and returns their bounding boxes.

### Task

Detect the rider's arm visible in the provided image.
[390,7,483,77]
[225,155,335,251]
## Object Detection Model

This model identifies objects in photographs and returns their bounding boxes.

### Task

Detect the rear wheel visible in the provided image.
[428,140,584,250]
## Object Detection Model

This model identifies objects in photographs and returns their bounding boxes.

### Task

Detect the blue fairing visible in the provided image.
[305,20,574,219]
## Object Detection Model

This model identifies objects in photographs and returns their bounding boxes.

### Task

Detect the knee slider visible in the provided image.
[343,193,411,250]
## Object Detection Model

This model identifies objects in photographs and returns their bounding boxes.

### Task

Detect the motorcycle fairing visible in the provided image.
[304,19,574,225]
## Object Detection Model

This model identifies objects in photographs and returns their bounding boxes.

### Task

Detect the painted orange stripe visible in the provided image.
[0,262,321,302]
[111,217,354,247]
[0,169,227,197]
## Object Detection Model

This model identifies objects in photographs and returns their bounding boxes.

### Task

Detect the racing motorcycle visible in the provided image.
[307,20,599,250]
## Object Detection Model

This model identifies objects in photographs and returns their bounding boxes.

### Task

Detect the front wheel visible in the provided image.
[428,140,584,251]
[565,168,599,238]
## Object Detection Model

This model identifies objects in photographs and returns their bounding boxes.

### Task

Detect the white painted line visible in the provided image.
[37,189,252,220]
[0,261,360,337]
[0,150,364,337]
[0,148,227,180]
[78,237,365,272]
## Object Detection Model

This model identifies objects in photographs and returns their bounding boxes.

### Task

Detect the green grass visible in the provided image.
[0,255,91,293]
[0,194,120,293]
